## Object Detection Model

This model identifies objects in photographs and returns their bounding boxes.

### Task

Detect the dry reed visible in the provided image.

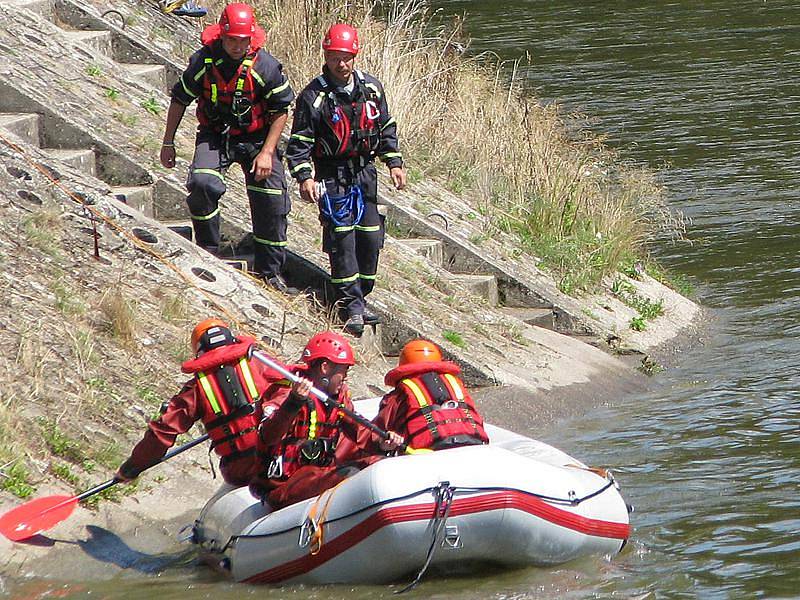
[205,0,682,291]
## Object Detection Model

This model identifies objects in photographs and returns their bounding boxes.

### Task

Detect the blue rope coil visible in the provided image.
[320,185,364,228]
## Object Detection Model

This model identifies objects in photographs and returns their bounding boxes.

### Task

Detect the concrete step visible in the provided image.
[223,259,249,272]
[400,238,443,267]
[63,30,113,56]
[111,185,154,217]
[45,148,96,176]
[162,220,194,243]
[448,273,498,306]
[120,62,166,90]
[0,112,40,146]
[497,306,556,330]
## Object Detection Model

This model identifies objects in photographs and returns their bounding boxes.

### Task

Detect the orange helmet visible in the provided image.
[191,318,233,354]
[219,3,256,38]
[302,331,355,366]
[322,24,359,56]
[399,339,442,365]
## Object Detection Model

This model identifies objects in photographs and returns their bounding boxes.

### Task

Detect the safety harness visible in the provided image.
[199,49,268,136]
[312,70,382,160]
[263,385,349,480]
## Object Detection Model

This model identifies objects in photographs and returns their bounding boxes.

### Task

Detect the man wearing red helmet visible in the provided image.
[159,3,299,295]
[286,24,407,336]
[361,339,489,454]
[251,331,365,509]
[115,319,281,487]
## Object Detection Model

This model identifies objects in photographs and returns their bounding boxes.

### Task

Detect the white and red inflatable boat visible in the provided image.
[192,400,631,585]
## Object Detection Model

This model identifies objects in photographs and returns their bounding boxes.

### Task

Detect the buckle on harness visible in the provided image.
[299,438,334,465]
[266,455,283,479]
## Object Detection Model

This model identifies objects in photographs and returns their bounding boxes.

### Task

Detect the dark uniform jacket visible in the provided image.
[285,68,403,182]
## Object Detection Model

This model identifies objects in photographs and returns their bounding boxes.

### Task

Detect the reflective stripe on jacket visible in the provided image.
[195,356,261,460]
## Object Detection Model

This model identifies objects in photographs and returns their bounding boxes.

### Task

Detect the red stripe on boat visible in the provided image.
[245,490,630,584]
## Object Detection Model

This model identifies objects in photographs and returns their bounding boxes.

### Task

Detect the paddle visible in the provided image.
[249,348,419,454]
[0,433,209,542]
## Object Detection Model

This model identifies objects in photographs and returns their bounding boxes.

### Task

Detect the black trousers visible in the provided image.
[186,129,290,278]
[316,161,385,318]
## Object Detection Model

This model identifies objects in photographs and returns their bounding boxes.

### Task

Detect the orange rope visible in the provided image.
[306,476,349,555]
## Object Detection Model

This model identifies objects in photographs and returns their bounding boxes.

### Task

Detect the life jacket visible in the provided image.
[312,70,382,160]
[181,336,261,461]
[263,378,351,480]
[385,361,488,451]
[197,44,269,136]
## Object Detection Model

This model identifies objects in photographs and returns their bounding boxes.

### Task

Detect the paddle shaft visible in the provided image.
[76,433,210,504]
[250,349,406,448]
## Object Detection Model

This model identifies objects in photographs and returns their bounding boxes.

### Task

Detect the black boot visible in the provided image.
[363,306,382,325]
[263,274,300,296]
[344,314,364,337]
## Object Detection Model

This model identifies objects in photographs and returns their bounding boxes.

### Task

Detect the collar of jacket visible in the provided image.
[181,335,256,373]
[384,360,461,387]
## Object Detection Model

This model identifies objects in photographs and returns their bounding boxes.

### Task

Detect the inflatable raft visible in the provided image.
[193,401,631,585]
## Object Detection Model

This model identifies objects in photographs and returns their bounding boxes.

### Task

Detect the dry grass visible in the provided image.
[202,0,684,291]
[99,288,137,345]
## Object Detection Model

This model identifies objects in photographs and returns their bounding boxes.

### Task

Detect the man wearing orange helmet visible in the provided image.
[251,331,364,509]
[160,3,298,295]
[116,319,280,487]
[286,24,407,336]
[363,339,489,454]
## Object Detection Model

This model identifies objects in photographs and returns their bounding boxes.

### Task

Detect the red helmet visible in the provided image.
[219,3,256,38]
[399,339,442,365]
[302,331,355,366]
[322,24,359,56]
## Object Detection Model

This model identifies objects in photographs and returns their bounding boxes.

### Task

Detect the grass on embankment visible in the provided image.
[202,0,685,293]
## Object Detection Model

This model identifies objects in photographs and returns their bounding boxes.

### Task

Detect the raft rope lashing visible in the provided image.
[395,481,454,594]
[223,480,619,550]
[300,477,348,555]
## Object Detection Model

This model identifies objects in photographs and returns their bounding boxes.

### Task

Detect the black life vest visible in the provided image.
[312,70,381,159]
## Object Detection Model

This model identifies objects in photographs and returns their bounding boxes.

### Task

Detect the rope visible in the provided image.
[228,479,616,545]
[319,185,364,227]
[394,481,454,594]
[304,476,348,555]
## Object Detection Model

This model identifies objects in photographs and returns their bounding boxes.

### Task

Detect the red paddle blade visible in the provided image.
[0,495,79,541]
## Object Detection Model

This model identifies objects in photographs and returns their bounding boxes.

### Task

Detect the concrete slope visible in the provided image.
[0,0,695,394]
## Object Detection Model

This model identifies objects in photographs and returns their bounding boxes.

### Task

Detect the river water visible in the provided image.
[7,2,800,598]
[423,0,800,598]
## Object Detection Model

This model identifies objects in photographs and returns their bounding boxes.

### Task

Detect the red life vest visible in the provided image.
[386,362,488,450]
[314,71,381,159]
[197,50,269,135]
[263,383,351,481]
[181,337,261,460]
